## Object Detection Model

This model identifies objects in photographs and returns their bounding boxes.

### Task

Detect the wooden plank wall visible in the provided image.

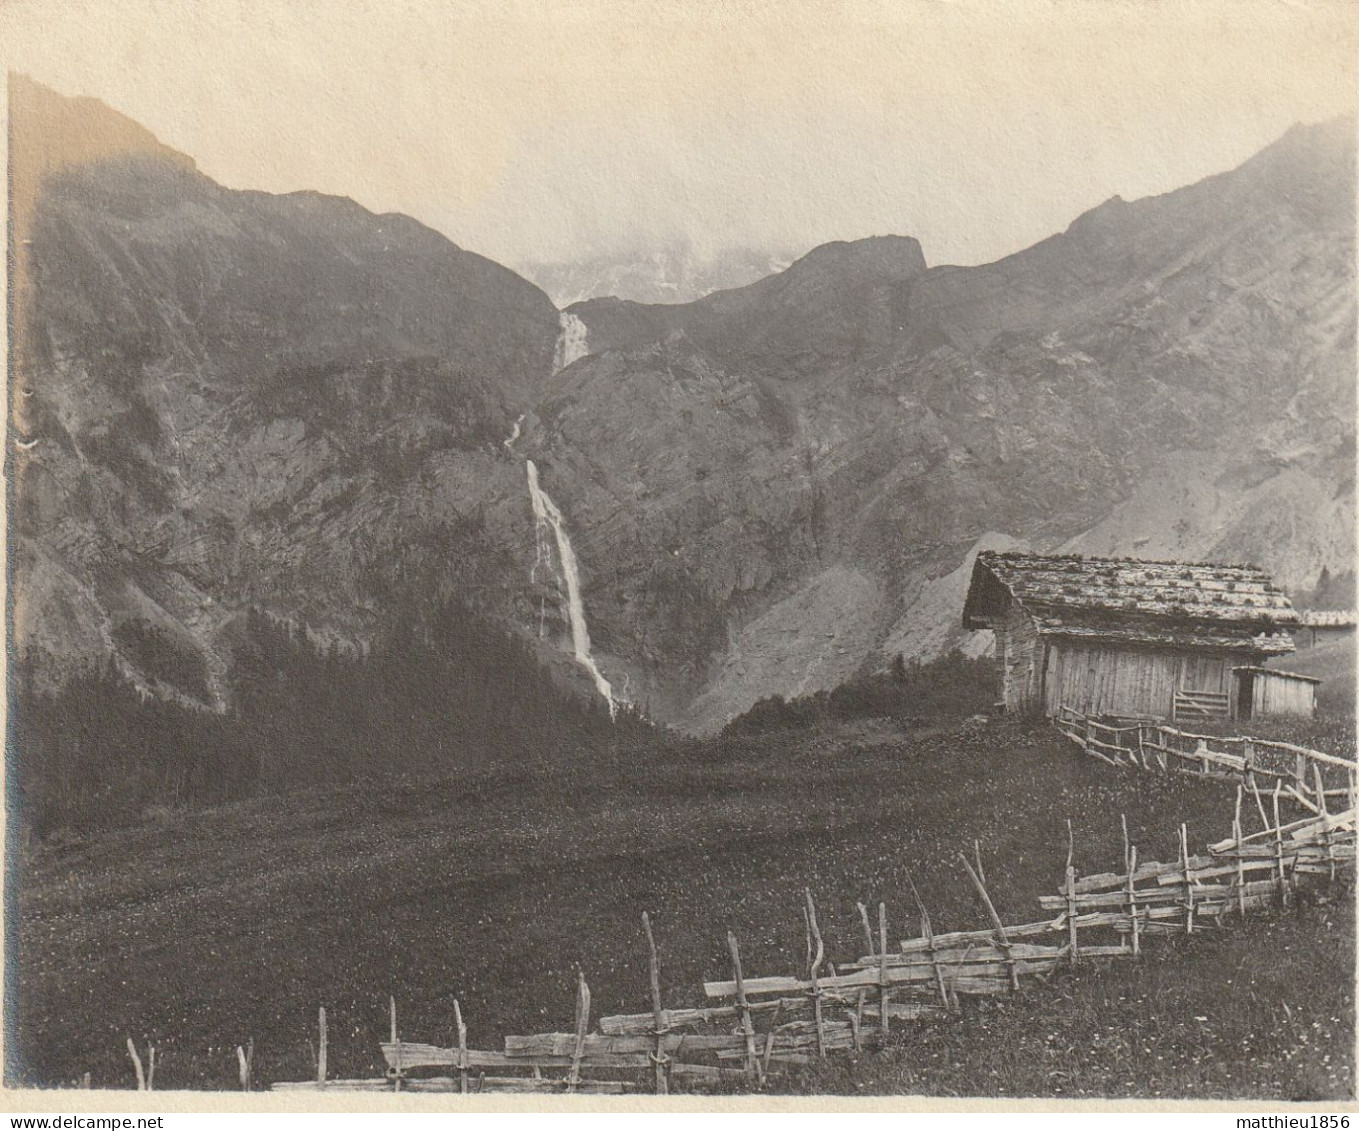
[1253,672,1316,719]
[1000,599,1043,711]
[1043,641,1233,719]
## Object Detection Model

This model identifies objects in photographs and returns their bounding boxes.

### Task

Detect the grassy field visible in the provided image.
[10,714,1354,1096]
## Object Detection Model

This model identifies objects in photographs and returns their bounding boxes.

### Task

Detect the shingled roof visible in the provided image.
[1298,609,1357,627]
[963,551,1298,655]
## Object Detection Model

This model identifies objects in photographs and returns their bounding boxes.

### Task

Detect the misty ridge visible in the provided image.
[6,73,1356,833]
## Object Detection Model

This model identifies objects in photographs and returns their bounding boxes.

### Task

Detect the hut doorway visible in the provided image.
[1235,670,1255,721]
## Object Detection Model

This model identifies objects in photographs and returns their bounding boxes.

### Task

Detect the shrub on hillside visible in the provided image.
[723,650,998,735]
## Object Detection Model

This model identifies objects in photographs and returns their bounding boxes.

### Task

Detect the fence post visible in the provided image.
[1065,819,1079,967]
[856,902,874,958]
[877,902,891,1037]
[910,879,951,1011]
[453,999,469,1095]
[728,932,762,1083]
[236,1039,251,1092]
[960,853,1019,992]
[1179,824,1195,934]
[317,1007,327,1088]
[1272,783,1289,907]
[1311,764,1335,883]
[804,890,827,1059]
[641,913,669,1096]
[389,997,401,1092]
[1250,777,1271,833]
[567,971,590,1094]
[1126,845,1141,956]
[1120,815,1138,956]
[126,1039,146,1092]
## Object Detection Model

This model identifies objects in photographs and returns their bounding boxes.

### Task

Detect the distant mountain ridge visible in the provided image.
[9,75,1355,736]
[519,243,796,307]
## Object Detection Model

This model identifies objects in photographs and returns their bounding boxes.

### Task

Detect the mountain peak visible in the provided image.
[8,75,198,184]
[789,235,928,280]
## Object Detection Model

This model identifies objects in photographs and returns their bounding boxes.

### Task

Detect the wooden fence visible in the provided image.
[267,793,1354,1095]
[1053,704,1357,815]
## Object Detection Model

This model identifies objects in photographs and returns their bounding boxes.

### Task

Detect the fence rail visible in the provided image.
[258,756,1355,1095]
[1054,704,1357,813]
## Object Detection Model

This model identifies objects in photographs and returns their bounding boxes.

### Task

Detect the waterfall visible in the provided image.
[552,311,590,373]
[503,413,525,450]
[525,458,617,718]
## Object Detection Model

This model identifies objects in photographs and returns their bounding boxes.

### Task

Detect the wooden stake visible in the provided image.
[453,999,469,1095]
[857,902,874,958]
[877,902,891,1037]
[1250,777,1271,834]
[642,912,668,1096]
[1121,814,1136,951]
[317,1007,327,1087]
[568,970,590,1094]
[973,840,987,887]
[960,854,1019,991]
[1272,782,1289,907]
[146,1046,156,1093]
[390,997,401,1092]
[909,879,950,1010]
[762,1001,783,1079]
[126,1039,145,1092]
[804,890,827,1059]
[802,906,813,980]
[1127,845,1141,957]
[236,1040,251,1092]
[1065,819,1079,967]
[1233,816,1247,918]
[728,932,762,1084]
[1313,764,1335,882]
[1179,823,1194,933]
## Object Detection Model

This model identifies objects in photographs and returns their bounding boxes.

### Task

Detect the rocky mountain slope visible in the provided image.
[10,75,1354,733]
[537,118,1356,729]
[8,75,562,706]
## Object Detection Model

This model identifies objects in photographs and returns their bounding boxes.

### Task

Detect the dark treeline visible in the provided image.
[723,651,998,736]
[11,600,647,838]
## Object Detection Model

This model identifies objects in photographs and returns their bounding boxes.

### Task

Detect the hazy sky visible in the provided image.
[2,0,1356,274]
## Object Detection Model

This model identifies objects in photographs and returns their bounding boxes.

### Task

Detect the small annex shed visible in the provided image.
[1293,609,1356,650]
[1231,666,1318,720]
[962,551,1300,721]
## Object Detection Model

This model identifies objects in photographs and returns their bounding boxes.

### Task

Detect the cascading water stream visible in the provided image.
[524,458,617,719]
[552,311,589,373]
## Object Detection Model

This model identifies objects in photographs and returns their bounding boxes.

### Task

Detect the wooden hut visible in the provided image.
[1292,609,1356,650]
[1231,666,1319,720]
[962,551,1300,721]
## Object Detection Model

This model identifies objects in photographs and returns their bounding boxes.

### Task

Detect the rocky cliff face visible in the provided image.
[9,75,561,706]
[540,119,1356,730]
[10,75,1354,733]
